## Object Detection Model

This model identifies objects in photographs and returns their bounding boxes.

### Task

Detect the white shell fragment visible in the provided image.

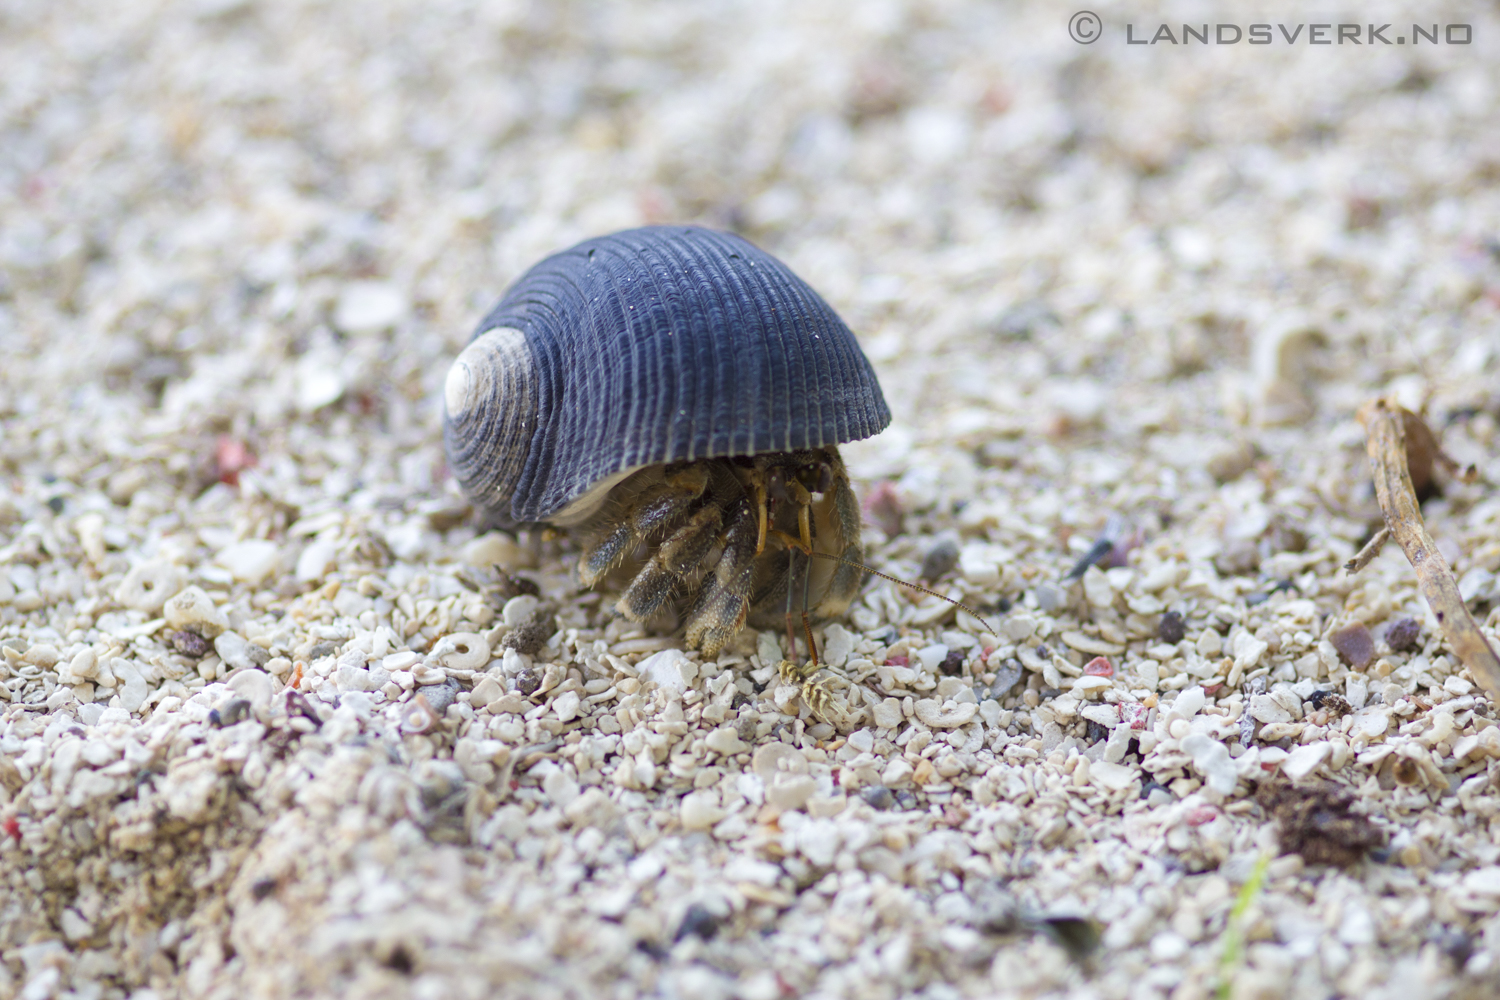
[163,586,229,638]
[216,540,282,584]
[914,699,978,729]
[502,594,540,627]
[333,281,408,334]
[638,648,697,693]
[295,536,340,583]
[115,562,186,613]
[226,669,276,710]
[431,632,491,672]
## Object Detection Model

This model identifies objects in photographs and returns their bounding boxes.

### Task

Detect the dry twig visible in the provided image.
[1354,397,1500,701]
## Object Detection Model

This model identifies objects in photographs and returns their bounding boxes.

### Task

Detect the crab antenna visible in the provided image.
[807,551,999,637]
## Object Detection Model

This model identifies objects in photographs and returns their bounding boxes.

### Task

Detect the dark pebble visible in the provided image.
[1385,617,1421,652]
[1158,610,1186,645]
[990,660,1023,698]
[209,699,251,728]
[170,630,212,657]
[735,713,758,743]
[382,944,415,975]
[1139,778,1171,800]
[1063,538,1113,582]
[861,786,896,810]
[423,679,461,715]
[893,789,918,810]
[285,690,324,728]
[250,877,278,901]
[1086,719,1109,744]
[1039,916,1101,961]
[920,538,961,582]
[46,496,65,514]
[516,668,542,696]
[994,299,1057,341]
[1329,621,1376,669]
[939,648,966,676]
[1430,927,1474,968]
[307,642,338,660]
[674,903,722,942]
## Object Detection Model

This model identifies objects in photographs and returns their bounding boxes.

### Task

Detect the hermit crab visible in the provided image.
[443,226,890,692]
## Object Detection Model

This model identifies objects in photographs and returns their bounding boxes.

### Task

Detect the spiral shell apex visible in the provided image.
[444,326,537,521]
[443,225,890,526]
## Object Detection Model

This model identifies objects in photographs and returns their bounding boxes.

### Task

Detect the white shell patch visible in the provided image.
[445,326,529,420]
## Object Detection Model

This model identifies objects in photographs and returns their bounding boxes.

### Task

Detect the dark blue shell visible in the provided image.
[445,226,890,524]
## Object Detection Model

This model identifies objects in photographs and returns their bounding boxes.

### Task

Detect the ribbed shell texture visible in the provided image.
[459,225,890,523]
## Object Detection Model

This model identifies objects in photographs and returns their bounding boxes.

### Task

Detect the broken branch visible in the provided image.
[1357,397,1500,702]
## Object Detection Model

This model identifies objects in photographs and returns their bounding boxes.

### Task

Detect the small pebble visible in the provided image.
[209,699,252,728]
[295,536,339,583]
[1329,622,1376,669]
[333,280,408,334]
[1034,582,1066,612]
[163,586,229,638]
[1180,733,1237,794]
[1001,614,1036,642]
[938,648,966,676]
[1082,656,1113,677]
[217,540,282,585]
[989,660,1023,697]
[705,727,749,756]
[1158,610,1186,645]
[752,743,806,783]
[674,903,722,942]
[821,623,855,668]
[22,643,60,668]
[215,632,270,672]
[1385,617,1421,652]
[553,690,581,722]
[766,774,816,811]
[872,698,904,730]
[861,481,904,537]
[915,644,949,672]
[502,594,541,627]
[860,786,896,810]
[170,630,213,657]
[503,615,552,655]
[516,669,541,696]
[461,532,527,570]
[114,664,149,713]
[920,538,960,582]
[679,793,724,832]
[639,648,697,693]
